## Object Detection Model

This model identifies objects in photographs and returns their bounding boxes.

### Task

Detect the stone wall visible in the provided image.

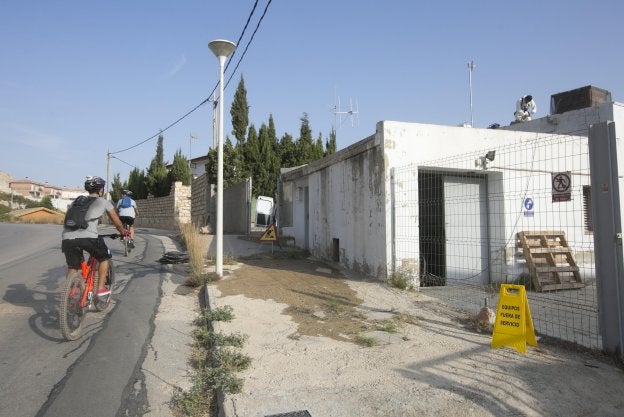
[135,182,191,230]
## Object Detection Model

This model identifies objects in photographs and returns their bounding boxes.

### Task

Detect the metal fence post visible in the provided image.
[588,121,624,358]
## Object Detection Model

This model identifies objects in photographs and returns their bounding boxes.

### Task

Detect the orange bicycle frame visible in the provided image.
[79,256,98,308]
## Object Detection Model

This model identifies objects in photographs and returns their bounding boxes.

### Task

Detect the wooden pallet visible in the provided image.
[517,231,584,292]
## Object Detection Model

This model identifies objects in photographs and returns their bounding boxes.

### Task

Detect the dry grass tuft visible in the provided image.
[179,223,208,286]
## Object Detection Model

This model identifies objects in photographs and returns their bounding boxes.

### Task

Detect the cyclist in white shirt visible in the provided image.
[116,190,139,248]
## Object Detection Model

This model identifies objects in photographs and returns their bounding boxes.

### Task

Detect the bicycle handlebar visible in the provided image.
[101,233,121,240]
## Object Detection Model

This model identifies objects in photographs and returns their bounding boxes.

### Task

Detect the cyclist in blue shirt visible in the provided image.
[116,189,139,248]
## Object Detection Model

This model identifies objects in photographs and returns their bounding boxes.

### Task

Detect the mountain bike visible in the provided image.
[59,233,120,341]
[121,222,131,256]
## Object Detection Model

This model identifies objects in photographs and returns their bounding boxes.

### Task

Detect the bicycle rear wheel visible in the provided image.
[123,236,129,257]
[59,272,86,341]
[94,260,115,312]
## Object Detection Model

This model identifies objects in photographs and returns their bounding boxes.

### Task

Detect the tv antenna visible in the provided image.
[332,95,359,130]
[467,60,476,127]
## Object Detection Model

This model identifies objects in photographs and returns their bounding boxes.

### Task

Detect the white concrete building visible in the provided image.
[278,89,624,284]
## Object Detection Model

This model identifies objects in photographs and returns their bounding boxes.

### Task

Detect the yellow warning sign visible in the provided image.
[491,284,537,353]
[259,223,278,242]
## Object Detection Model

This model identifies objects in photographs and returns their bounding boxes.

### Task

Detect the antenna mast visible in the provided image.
[332,94,359,130]
[468,60,476,127]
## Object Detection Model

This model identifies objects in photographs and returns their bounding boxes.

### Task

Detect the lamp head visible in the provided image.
[208,39,236,59]
[485,150,496,162]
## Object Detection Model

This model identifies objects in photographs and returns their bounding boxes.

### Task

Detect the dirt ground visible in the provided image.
[210,255,624,417]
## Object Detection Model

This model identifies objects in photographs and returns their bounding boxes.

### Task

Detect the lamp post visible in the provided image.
[208,39,236,277]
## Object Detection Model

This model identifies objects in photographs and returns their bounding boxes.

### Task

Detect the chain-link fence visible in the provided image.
[391,133,600,349]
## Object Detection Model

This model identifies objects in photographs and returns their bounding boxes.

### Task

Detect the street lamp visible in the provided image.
[208,39,236,277]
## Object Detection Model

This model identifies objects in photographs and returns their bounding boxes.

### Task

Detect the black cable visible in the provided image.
[111,0,266,156]
[111,98,210,155]
[225,0,259,74]
[225,0,272,89]
[111,155,141,170]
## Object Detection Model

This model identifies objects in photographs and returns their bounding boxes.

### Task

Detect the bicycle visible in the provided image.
[59,233,120,341]
[121,222,131,257]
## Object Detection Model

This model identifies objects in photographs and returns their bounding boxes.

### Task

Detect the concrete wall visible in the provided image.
[281,136,387,277]
[223,179,251,234]
[191,174,212,229]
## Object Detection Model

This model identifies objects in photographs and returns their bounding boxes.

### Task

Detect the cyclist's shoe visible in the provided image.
[96,287,111,299]
[129,239,135,248]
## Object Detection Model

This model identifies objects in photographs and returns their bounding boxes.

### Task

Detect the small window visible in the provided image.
[582,185,593,233]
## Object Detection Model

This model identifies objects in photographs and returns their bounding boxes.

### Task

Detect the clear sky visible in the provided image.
[1,0,622,189]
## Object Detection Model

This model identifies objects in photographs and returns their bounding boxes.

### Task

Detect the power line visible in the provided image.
[110,0,267,156]
[111,98,210,155]
[225,0,259,75]
[111,155,140,170]
[225,0,273,89]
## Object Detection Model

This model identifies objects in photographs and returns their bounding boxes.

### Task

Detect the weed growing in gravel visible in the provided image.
[173,304,250,417]
[193,328,248,348]
[355,334,379,347]
[199,305,234,322]
[378,321,399,333]
[325,298,349,315]
[214,347,252,372]
[388,270,414,290]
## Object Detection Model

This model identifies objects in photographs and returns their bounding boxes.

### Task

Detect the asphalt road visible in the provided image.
[0,224,170,417]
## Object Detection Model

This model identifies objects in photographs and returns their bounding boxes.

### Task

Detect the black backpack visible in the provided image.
[64,196,97,230]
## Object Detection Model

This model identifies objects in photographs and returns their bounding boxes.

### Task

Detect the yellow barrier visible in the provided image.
[491,284,537,353]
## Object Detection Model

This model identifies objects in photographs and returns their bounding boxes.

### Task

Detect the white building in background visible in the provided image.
[278,86,624,283]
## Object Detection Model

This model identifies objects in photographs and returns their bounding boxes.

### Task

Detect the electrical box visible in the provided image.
[550,86,612,115]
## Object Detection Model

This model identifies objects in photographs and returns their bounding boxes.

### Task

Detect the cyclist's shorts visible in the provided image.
[119,216,135,226]
[62,237,112,269]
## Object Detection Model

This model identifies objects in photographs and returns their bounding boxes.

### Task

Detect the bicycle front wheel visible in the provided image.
[59,272,86,341]
[94,260,115,312]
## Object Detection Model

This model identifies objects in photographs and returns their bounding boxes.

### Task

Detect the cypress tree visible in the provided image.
[296,113,314,165]
[325,127,337,156]
[168,148,192,186]
[128,168,147,199]
[279,133,298,168]
[146,134,171,197]
[230,75,249,146]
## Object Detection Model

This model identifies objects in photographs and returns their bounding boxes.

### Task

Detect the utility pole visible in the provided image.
[468,60,476,127]
[106,149,111,200]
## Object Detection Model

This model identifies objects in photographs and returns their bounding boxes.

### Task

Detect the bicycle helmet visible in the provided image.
[121,189,133,196]
[84,176,106,193]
